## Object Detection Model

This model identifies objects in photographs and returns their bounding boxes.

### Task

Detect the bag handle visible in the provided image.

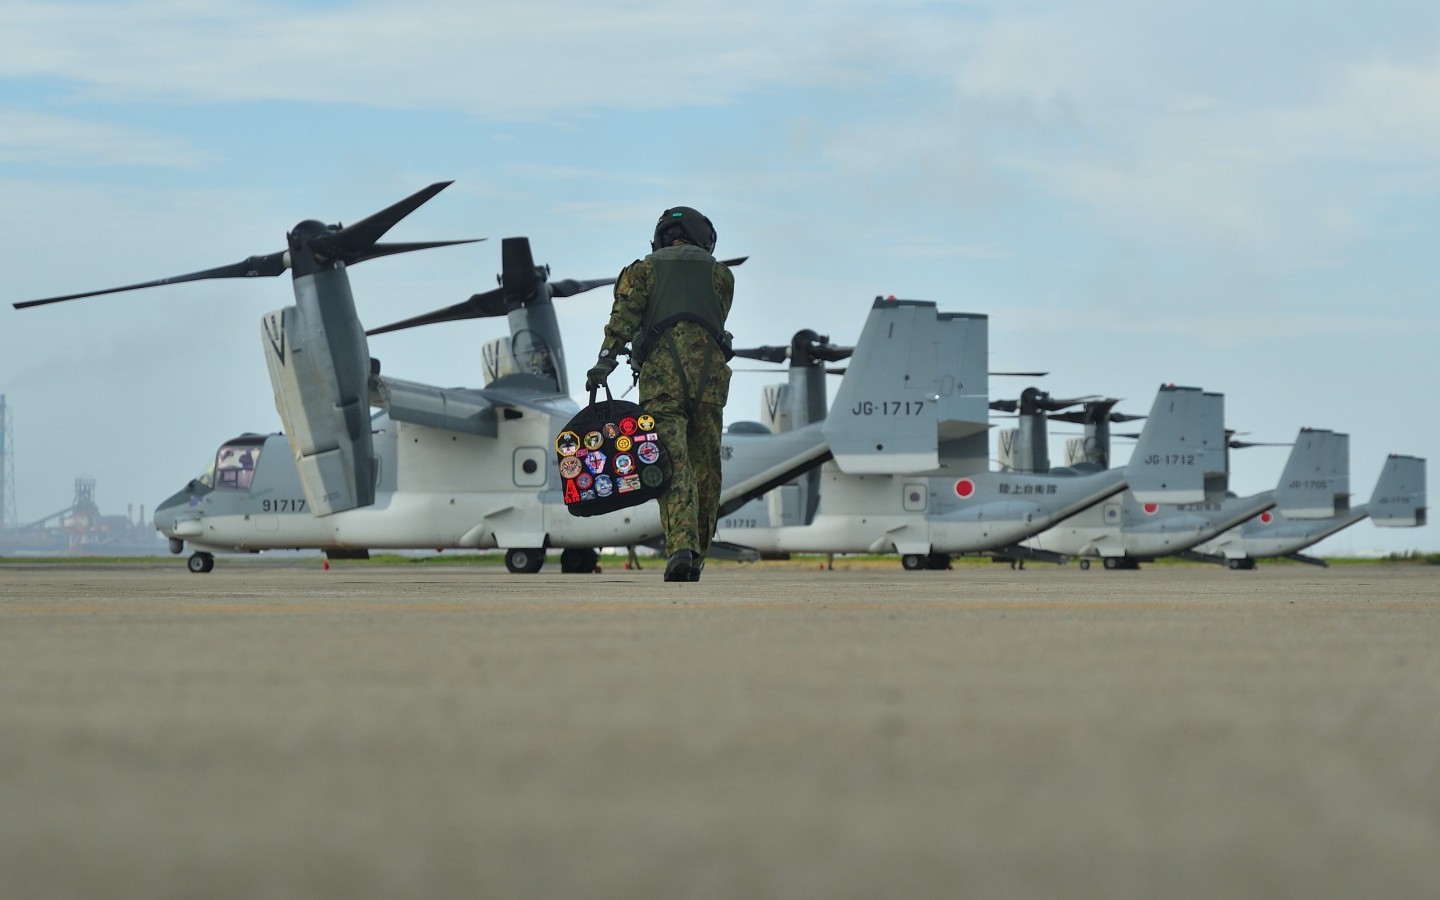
[587,382,614,410]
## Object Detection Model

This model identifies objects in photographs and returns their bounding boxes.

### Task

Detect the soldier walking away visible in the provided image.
[586,207,735,582]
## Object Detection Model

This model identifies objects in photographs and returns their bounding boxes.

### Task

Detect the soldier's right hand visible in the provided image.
[585,357,617,392]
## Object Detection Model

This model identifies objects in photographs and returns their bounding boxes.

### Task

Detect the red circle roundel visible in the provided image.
[1142,502,1160,515]
[1259,511,1274,525]
[954,478,976,499]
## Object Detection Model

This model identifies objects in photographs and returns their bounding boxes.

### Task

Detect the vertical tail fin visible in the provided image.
[1369,454,1426,527]
[823,299,989,474]
[1124,386,1228,503]
[1276,428,1350,518]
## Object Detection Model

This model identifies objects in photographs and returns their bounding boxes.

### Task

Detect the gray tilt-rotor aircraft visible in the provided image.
[12,183,992,573]
[715,310,1232,569]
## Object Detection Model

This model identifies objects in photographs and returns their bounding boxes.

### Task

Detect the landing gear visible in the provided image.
[1227,558,1257,570]
[187,552,214,574]
[559,548,600,574]
[902,552,951,571]
[1102,556,1139,570]
[1079,559,1091,570]
[504,547,546,574]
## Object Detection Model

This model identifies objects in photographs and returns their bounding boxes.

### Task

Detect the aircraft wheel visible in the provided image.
[187,552,214,574]
[901,554,926,571]
[1079,559,1090,570]
[1229,558,1256,571]
[560,548,600,574]
[1103,557,1120,570]
[505,548,546,574]
[925,552,952,570]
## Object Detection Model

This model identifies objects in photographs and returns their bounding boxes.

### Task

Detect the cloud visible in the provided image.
[0,110,212,167]
[0,0,952,118]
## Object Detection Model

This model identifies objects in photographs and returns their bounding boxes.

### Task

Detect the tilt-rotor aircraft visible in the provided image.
[715,308,1231,570]
[1021,427,1352,569]
[1185,451,1426,569]
[13,184,976,572]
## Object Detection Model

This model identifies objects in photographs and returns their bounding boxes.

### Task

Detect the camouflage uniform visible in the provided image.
[597,246,734,560]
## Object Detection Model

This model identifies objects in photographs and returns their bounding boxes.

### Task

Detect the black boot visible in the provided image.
[664,550,697,582]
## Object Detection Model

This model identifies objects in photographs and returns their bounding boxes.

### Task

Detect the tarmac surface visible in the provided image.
[2,559,1438,900]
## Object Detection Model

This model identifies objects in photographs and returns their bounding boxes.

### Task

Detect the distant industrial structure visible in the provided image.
[0,395,13,531]
[0,394,163,556]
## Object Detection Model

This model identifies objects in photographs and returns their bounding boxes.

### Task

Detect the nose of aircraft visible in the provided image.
[152,485,199,538]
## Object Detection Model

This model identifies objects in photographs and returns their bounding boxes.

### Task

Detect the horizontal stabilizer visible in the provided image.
[1124,386,1227,504]
[1369,454,1426,527]
[1276,428,1350,519]
[823,299,989,474]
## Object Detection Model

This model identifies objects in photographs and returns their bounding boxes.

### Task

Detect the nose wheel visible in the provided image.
[504,548,546,574]
[187,552,215,573]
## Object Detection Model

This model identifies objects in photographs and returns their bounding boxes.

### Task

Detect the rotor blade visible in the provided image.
[549,277,617,297]
[991,371,1049,377]
[14,250,289,309]
[500,236,540,295]
[365,286,508,337]
[732,345,790,363]
[552,253,739,298]
[813,344,854,362]
[347,239,484,266]
[1037,394,1102,411]
[326,181,457,255]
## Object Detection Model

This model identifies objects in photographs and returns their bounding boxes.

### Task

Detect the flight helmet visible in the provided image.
[651,206,716,253]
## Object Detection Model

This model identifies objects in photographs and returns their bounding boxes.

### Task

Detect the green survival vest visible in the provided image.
[631,243,731,366]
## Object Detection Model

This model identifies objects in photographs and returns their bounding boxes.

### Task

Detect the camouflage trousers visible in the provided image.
[648,395,724,559]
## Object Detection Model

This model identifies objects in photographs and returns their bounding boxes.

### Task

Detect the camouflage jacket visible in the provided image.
[599,250,735,407]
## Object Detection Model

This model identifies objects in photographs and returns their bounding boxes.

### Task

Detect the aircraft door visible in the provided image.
[514,446,548,488]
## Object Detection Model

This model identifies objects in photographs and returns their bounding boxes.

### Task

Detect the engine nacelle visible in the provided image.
[261,268,375,516]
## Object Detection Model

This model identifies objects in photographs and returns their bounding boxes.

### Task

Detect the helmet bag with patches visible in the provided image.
[556,386,669,517]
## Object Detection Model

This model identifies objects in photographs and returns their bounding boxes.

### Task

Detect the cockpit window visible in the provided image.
[214,440,264,491]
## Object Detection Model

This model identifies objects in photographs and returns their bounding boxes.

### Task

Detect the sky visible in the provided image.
[2,0,1436,556]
